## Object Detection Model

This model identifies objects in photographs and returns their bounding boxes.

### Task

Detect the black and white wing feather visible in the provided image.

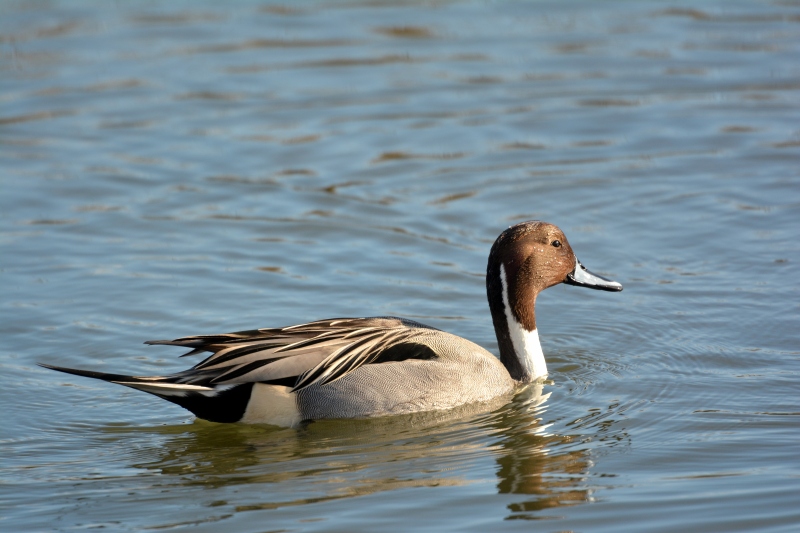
[146,317,439,391]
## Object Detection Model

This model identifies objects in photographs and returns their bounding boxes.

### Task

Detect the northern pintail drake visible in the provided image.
[41,221,622,426]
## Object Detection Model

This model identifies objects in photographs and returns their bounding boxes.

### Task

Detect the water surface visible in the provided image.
[2,1,799,531]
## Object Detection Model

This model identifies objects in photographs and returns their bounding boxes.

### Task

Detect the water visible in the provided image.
[2,1,799,531]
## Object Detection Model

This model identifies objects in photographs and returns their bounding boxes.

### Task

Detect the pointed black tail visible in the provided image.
[39,363,254,423]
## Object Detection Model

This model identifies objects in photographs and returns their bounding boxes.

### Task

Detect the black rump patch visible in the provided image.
[165,383,254,423]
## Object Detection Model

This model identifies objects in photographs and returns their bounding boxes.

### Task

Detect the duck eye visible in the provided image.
[551,240,561,248]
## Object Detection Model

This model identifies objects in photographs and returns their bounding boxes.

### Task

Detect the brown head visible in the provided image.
[486,220,622,381]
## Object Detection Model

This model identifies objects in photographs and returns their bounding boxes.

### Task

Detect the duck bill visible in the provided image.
[565,259,623,292]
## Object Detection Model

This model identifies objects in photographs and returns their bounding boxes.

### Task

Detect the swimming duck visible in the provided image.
[41,221,621,426]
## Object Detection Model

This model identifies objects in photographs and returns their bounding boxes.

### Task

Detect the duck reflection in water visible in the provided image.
[111,383,598,519]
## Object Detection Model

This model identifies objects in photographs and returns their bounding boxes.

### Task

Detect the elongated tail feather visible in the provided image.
[38,363,254,423]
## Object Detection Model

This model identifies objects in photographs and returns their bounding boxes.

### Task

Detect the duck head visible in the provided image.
[486,221,622,382]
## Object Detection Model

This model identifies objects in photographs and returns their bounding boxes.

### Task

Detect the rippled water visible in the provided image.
[2,1,799,531]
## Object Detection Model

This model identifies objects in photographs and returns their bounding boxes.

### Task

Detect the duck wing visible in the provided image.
[40,317,441,423]
[145,317,439,391]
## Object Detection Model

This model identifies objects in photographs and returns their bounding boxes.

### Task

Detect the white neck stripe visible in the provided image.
[499,264,547,380]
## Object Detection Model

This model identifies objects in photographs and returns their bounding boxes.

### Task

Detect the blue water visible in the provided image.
[2,1,799,531]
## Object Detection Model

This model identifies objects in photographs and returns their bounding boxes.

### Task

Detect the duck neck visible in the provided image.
[487,263,547,383]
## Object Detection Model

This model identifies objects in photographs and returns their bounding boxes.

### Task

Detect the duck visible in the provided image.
[40,220,622,426]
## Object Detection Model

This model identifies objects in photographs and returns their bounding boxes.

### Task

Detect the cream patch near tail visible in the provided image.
[240,384,302,427]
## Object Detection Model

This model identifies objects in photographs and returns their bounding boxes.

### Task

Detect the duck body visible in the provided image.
[293,321,516,422]
[41,221,622,426]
